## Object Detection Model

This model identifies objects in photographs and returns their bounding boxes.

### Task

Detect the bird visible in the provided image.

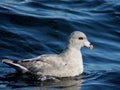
[2,31,93,80]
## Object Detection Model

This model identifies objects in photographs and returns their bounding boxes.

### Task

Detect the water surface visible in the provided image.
[0,0,120,90]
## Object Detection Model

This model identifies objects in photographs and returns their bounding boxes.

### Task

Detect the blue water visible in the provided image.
[0,0,120,90]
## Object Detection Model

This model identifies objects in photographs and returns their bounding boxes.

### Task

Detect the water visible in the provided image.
[0,0,120,90]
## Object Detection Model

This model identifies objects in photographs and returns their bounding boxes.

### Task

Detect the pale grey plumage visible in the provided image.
[2,31,93,78]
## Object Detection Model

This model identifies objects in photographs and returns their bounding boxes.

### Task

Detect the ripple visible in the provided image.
[0,0,120,90]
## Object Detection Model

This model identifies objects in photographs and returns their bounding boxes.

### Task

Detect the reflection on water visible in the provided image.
[0,0,120,90]
[0,73,83,90]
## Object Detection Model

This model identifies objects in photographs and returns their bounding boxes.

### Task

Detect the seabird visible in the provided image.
[2,31,93,80]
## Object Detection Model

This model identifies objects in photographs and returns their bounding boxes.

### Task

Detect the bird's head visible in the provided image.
[68,31,93,50]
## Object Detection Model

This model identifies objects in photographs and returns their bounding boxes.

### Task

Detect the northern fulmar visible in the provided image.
[2,31,93,80]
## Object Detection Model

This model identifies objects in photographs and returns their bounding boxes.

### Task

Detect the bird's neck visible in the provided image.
[67,40,83,50]
[60,46,82,61]
[67,47,81,56]
[67,44,81,50]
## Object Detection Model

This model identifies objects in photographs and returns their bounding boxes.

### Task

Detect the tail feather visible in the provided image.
[2,59,29,73]
[2,59,13,64]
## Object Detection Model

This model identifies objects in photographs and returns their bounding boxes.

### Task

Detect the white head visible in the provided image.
[68,31,93,50]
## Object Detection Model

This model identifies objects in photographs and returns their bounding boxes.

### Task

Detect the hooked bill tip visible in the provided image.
[89,45,93,50]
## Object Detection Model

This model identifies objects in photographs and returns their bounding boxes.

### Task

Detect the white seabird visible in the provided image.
[2,31,93,78]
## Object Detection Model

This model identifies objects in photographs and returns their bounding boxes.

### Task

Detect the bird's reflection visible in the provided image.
[1,73,83,90]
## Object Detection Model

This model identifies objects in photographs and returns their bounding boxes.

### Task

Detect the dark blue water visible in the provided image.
[0,0,120,90]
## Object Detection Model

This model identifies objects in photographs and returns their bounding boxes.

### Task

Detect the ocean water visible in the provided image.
[0,0,120,90]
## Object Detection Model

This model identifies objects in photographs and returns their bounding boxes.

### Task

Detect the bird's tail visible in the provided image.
[2,59,29,73]
[2,59,13,65]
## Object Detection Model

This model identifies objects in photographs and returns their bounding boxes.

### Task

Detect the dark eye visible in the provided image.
[78,37,83,40]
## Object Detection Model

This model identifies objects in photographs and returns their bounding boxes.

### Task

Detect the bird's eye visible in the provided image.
[78,37,83,40]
